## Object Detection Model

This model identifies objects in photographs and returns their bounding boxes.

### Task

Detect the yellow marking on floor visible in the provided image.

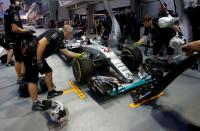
[63,89,74,95]
[67,81,86,100]
[129,92,164,109]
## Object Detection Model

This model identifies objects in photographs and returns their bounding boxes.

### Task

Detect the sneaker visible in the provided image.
[47,90,63,99]
[32,101,49,111]
[42,100,52,108]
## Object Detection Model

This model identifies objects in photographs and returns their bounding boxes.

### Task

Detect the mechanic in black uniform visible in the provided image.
[135,15,181,65]
[4,0,32,83]
[101,24,110,46]
[157,3,180,64]
[24,25,84,111]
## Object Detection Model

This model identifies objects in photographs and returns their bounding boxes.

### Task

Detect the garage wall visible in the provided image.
[142,0,175,17]
[49,0,59,20]
[58,7,70,20]
[73,7,86,15]
[49,0,70,21]
[94,0,130,11]
[175,0,192,41]
[0,0,10,11]
[71,0,130,15]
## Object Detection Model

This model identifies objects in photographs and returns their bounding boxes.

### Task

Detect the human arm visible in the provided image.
[182,40,200,52]
[37,37,48,61]
[59,48,85,59]
[11,23,29,33]
[10,13,30,33]
[135,35,148,46]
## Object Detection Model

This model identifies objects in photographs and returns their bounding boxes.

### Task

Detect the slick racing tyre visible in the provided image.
[72,58,94,83]
[121,46,143,71]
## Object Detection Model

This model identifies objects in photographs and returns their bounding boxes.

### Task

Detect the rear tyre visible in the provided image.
[121,46,143,71]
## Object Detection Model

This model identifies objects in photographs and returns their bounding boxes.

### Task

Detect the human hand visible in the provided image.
[74,52,86,59]
[135,41,143,47]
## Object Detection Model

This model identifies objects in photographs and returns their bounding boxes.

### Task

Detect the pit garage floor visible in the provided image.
[0,28,200,131]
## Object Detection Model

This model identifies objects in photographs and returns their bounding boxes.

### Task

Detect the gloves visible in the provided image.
[37,59,43,71]
[135,40,144,47]
[74,52,86,59]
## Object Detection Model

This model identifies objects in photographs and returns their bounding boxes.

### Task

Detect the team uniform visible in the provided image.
[143,18,175,56]
[24,29,65,84]
[4,6,23,62]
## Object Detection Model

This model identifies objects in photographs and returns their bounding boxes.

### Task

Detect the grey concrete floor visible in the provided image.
[0,27,200,131]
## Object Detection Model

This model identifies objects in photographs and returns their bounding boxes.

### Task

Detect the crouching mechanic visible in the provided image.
[135,16,181,66]
[24,25,84,111]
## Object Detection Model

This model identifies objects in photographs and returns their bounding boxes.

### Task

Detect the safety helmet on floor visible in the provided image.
[48,101,69,126]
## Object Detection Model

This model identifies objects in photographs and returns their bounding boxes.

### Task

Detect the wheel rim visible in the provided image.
[73,60,82,82]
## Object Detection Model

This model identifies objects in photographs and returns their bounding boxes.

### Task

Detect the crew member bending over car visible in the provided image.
[24,25,84,111]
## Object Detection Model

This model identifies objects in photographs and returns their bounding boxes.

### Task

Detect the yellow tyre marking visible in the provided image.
[68,81,86,100]
[63,89,74,95]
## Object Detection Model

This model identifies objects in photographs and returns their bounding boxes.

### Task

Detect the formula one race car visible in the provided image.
[69,36,166,98]
[71,36,143,83]
[69,36,200,105]
[59,33,200,106]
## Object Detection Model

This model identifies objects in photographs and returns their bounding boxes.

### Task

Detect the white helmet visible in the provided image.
[49,101,69,126]
[158,16,179,28]
[169,35,186,49]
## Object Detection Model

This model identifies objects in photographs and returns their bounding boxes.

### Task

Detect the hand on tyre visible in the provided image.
[37,60,43,70]
[135,40,144,47]
[74,52,86,59]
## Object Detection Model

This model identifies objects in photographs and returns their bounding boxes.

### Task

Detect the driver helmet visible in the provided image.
[48,101,69,126]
